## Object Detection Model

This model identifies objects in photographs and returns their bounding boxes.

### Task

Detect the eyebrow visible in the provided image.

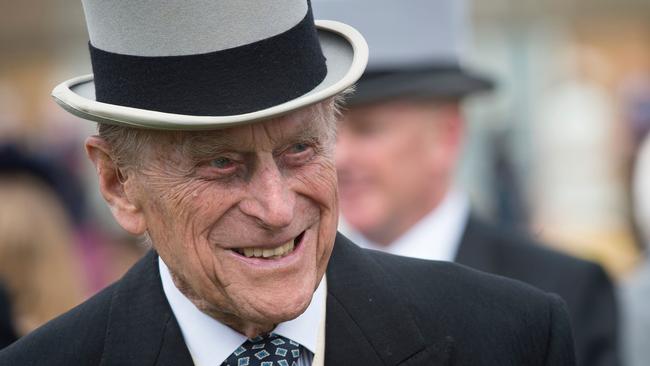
[270,119,325,146]
[181,117,326,162]
[180,133,237,163]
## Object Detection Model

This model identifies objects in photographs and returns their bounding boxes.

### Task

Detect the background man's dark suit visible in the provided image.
[0,284,18,350]
[455,216,618,366]
[0,234,576,365]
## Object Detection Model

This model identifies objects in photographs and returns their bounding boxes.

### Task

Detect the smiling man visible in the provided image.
[0,1,577,365]
[91,104,340,342]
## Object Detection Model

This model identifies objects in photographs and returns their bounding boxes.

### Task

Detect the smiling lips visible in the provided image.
[233,231,305,259]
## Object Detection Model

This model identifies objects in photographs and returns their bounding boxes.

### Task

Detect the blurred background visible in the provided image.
[0,0,649,351]
[463,0,650,277]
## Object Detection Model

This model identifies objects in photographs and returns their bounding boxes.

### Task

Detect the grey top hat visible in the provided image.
[313,0,492,104]
[52,0,368,130]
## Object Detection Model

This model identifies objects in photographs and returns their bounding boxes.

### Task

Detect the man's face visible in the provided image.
[128,106,338,332]
[336,100,461,245]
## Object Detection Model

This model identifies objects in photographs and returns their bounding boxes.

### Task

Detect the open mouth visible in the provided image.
[232,231,305,259]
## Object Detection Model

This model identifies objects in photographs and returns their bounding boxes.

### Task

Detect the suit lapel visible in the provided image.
[324,292,384,365]
[100,251,193,366]
[155,316,196,366]
[325,234,452,366]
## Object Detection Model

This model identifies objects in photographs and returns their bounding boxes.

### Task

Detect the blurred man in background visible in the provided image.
[622,131,650,366]
[314,1,619,365]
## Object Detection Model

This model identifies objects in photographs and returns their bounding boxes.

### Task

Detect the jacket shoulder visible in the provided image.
[463,218,606,280]
[369,245,556,311]
[364,247,576,365]
[0,282,116,366]
[458,219,617,366]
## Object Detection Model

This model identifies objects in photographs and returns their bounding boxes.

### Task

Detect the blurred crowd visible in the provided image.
[0,0,649,365]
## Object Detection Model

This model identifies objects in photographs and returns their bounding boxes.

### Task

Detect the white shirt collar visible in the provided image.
[340,189,470,262]
[159,257,326,366]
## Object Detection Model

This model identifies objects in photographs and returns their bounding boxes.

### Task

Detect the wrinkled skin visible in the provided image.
[86,107,338,337]
[336,99,463,245]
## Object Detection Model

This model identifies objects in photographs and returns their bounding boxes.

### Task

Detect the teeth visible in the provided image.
[262,249,274,258]
[236,239,296,259]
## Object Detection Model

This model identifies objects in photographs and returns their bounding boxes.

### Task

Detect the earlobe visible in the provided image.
[85,136,147,235]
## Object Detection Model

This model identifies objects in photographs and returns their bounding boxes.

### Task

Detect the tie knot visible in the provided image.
[223,333,302,366]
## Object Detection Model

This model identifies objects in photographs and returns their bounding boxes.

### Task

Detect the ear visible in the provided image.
[440,103,464,143]
[85,136,147,235]
[435,103,465,162]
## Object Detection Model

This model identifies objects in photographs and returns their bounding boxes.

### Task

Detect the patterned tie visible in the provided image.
[222,333,302,366]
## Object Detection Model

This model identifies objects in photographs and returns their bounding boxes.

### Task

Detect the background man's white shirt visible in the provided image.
[340,189,470,262]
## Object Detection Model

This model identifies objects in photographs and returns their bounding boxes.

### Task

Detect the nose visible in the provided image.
[239,157,295,229]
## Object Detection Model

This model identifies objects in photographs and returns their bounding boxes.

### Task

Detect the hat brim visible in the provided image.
[51,20,368,130]
[349,67,494,105]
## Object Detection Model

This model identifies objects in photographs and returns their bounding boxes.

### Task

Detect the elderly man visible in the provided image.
[314,1,619,366]
[0,1,576,365]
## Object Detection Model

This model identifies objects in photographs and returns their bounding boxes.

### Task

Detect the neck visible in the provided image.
[169,271,274,339]
[364,187,450,246]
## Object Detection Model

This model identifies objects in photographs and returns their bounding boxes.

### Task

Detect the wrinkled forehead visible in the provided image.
[170,105,330,153]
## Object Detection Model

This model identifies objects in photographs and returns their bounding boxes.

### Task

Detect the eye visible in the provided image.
[346,119,385,137]
[282,142,316,166]
[209,157,235,169]
[355,123,381,135]
[197,156,241,179]
[289,142,310,154]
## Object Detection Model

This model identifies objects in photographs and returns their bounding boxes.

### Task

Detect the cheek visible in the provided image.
[148,181,206,231]
[294,159,338,210]
[383,132,432,182]
[143,179,235,265]
[354,134,390,172]
[293,160,338,251]
[359,140,407,197]
[351,127,411,184]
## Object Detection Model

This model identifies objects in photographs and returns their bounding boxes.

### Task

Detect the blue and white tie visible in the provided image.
[222,333,302,366]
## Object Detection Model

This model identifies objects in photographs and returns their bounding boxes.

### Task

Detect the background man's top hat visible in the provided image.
[313,0,493,104]
[52,0,368,130]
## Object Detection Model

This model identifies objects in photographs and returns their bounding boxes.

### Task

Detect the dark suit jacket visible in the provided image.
[0,233,576,365]
[455,217,618,366]
[0,284,17,350]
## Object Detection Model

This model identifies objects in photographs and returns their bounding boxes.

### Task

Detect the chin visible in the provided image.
[249,296,312,326]
[246,281,315,325]
[344,213,378,234]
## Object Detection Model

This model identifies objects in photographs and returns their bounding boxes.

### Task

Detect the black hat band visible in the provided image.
[89,8,327,116]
